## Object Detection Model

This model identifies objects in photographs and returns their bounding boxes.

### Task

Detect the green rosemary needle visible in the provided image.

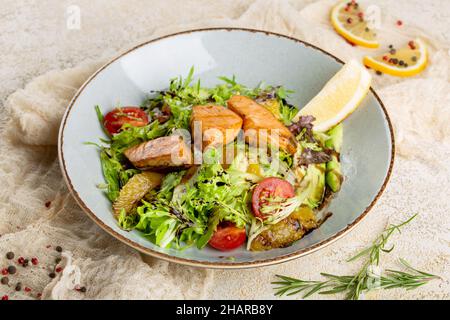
[273,214,440,299]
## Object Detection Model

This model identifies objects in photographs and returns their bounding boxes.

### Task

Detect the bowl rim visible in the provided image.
[58,27,395,269]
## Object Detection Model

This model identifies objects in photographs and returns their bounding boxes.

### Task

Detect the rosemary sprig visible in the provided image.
[273,214,440,299]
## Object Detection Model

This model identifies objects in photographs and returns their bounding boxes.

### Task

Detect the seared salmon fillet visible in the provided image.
[124,135,192,170]
[190,104,243,148]
[227,95,297,154]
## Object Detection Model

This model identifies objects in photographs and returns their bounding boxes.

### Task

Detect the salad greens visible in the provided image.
[94,67,343,251]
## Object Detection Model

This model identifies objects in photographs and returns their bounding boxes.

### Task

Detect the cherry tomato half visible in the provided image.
[208,222,246,251]
[103,107,149,135]
[251,177,295,220]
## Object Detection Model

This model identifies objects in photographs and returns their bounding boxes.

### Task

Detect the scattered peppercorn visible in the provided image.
[347,17,352,24]
[17,257,25,264]
[1,268,8,275]
[389,49,396,55]
[80,286,87,293]
[382,55,389,61]
[396,20,403,26]
[55,267,63,273]
[31,258,38,265]
[15,282,22,291]
[365,27,369,32]
[55,257,62,264]
[399,60,404,66]
[6,252,14,260]
[411,56,417,62]
[7,266,16,275]
[408,40,416,49]
[392,58,399,65]
[45,201,51,208]
[49,272,56,279]
[55,246,63,253]
[404,63,409,67]
[376,71,382,76]
[1,277,8,285]
[46,245,51,249]
[1,295,8,300]
[24,287,31,292]
[388,44,393,49]
[22,261,29,267]
[37,293,42,299]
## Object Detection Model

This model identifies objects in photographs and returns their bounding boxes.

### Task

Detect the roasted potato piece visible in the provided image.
[227,95,297,154]
[124,135,192,170]
[190,104,243,149]
[113,171,163,217]
[250,206,318,251]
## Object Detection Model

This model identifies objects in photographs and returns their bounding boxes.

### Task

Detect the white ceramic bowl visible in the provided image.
[58,28,394,268]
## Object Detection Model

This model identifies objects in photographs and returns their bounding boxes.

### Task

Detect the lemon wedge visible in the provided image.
[293,60,372,132]
[363,38,428,77]
[330,1,379,48]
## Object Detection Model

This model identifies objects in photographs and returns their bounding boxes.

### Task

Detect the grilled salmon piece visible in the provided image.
[190,104,243,148]
[124,135,192,170]
[227,95,297,154]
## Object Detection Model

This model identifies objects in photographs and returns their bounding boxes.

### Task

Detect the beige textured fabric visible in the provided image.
[0,0,449,299]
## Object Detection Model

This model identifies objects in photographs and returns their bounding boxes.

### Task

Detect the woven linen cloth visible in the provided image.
[0,0,449,299]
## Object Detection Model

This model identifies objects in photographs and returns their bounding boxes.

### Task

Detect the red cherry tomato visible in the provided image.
[251,177,295,220]
[209,222,246,251]
[103,107,149,135]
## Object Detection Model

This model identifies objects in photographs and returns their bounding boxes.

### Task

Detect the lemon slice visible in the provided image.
[363,38,428,77]
[293,60,372,132]
[330,1,379,48]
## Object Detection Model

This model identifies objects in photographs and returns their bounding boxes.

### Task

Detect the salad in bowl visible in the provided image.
[94,60,369,253]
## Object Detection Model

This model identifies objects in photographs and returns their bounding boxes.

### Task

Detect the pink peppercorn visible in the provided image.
[1,295,8,300]
[31,258,38,265]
